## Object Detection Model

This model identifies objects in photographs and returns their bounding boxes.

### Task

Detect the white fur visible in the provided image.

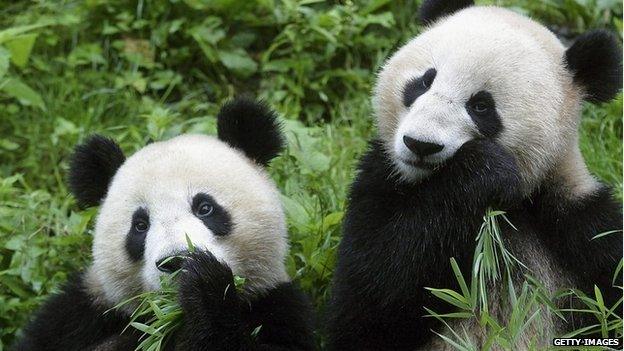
[86,134,288,306]
[374,6,598,195]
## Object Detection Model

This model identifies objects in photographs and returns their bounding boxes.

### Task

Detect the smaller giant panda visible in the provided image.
[16,98,315,351]
[327,0,622,350]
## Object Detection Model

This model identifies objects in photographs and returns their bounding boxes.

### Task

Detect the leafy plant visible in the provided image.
[426,211,623,350]
[113,262,247,351]
[115,270,184,351]
[425,210,560,350]
[0,23,50,110]
[557,231,623,341]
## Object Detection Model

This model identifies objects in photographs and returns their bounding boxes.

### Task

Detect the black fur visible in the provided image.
[68,135,125,208]
[564,30,623,103]
[527,186,623,311]
[326,138,622,349]
[403,68,437,107]
[175,251,315,350]
[419,0,474,25]
[466,90,503,138]
[217,97,285,166]
[15,273,140,351]
[191,193,232,237]
[125,207,149,262]
[327,138,520,350]
[16,252,315,351]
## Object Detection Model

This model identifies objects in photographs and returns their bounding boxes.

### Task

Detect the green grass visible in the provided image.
[0,0,621,349]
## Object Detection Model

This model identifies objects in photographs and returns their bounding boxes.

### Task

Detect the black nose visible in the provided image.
[156,255,185,273]
[403,135,444,157]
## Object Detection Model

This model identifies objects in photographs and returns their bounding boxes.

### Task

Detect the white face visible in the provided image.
[88,134,288,305]
[374,6,581,188]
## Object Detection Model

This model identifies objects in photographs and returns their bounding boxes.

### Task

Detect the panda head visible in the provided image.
[374,0,622,192]
[69,97,288,306]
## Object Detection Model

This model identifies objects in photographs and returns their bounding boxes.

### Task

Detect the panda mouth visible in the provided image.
[399,157,442,170]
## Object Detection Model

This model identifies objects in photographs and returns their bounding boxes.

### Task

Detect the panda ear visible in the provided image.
[217,97,285,166]
[565,30,623,103]
[419,0,474,25]
[69,135,125,208]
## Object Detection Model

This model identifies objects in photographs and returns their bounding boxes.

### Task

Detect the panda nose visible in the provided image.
[156,255,186,273]
[403,135,444,157]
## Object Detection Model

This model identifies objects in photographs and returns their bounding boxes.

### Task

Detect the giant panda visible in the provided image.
[327,0,623,349]
[16,98,315,351]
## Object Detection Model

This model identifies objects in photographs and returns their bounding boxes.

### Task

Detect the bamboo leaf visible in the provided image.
[0,78,45,110]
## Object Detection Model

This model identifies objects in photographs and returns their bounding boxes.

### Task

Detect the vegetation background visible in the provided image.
[0,0,621,349]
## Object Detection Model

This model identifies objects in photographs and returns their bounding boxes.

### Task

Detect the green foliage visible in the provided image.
[495,0,623,35]
[556,232,623,342]
[0,0,621,349]
[113,265,247,351]
[425,210,560,350]
[115,271,184,351]
[0,23,52,110]
[426,212,622,350]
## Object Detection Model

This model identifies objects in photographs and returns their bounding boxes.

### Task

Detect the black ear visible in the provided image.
[565,30,623,103]
[69,135,125,208]
[217,97,284,166]
[419,0,474,25]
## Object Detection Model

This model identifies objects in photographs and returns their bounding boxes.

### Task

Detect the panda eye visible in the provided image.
[130,208,150,234]
[470,101,490,114]
[134,220,149,233]
[467,91,496,117]
[195,201,214,217]
[403,68,437,107]
[191,193,232,236]
[465,91,502,138]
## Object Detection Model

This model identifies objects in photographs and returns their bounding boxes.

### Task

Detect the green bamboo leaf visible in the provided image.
[424,311,473,319]
[0,22,50,44]
[426,288,471,310]
[4,33,38,67]
[594,285,606,314]
[185,233,195,252]
[0,78,45,110]
[218,49,257,76]
[561,324,602,337]
[130,322,161,336]
[450,258,471,302]
[612,259,622,286]
[149,301,165,320]
[431,331,472,351]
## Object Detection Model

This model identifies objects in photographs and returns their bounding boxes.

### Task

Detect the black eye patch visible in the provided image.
[465,91,502,138]
[126,207,149,262]
[403,68,437,107]
[191,193,232,237]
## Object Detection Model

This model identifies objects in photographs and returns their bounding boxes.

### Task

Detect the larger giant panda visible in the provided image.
[17,98,315,351]
[327,0,622,349]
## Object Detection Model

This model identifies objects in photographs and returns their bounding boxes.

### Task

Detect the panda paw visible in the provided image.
[452,139,523,205]
[177,251,239,317]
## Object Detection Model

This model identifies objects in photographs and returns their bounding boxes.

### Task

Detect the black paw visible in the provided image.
[177,251,237,317]
[450,139,522,206]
